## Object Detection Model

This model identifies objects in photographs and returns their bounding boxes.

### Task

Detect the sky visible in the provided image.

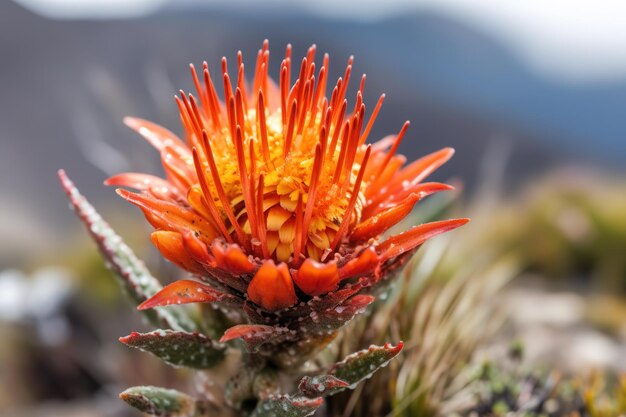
[12,0,626,84]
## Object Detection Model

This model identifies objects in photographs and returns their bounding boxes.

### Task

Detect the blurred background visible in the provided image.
[1,0,625,416]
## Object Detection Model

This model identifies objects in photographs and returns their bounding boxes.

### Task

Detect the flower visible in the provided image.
[109,41,468,316]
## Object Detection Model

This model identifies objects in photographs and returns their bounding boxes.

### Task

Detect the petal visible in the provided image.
[266,205,292,231]
[377,218,469,262]
[116,189,219,244]
[181,232,215,266]
[105,172,182,201]
[124,116,187,152]
[338,247,380,280]
[247,260,298,311]
[161,145,196,190]
[293,258,340,296]
[364,182,453,220]
[150,231,205,274]
[137,279,239,310]
[211,242,255,274]
[389,147,454,194]
[351,193,421,242]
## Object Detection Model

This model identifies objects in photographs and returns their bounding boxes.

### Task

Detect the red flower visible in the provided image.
[110,41,468,316]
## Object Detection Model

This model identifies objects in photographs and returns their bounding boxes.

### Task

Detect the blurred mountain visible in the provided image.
[0,1,623,266]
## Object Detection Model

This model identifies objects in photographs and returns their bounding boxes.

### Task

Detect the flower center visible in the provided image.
[176,43,381,264]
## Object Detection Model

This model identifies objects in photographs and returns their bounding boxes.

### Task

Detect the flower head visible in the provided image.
[109,41,467,315]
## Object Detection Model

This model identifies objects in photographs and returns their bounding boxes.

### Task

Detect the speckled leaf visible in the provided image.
[330,342,404,389]
[250,395,323,417]
[298,295,375,337]
[220,324,293,352]
[58,170,194,331]
[298,375,349,398]
[119,330,226,369]
[119,386,205,417]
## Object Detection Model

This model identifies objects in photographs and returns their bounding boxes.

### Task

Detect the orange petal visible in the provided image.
[160,145,196,190]
[137,279,238,310]
[387,181,455,207]
[364,182,453,220]
[266,206,292,231]
[293,258,340,296]
[351,194,420,242]
[390,147,454,194]
[181,232,215,266]
[104,172,182,201]
[377,218,469,262]
[116,189,218,244]
[211,242,255,274]
[150,231,205,274]
[338,247,380,280]
[247,260,297,311]
[124,116,187,152]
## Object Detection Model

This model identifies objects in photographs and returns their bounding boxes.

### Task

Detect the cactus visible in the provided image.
[59,41,468,415]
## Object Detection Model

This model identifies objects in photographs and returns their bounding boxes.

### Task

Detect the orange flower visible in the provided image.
[110,41,468,313]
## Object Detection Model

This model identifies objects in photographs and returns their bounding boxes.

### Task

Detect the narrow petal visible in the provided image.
[150,231,205,274]
[389,147,454,194]
[377,218,469,262]
[247,260,298,311]
[181,232,215,266]
[364,182,453,220]
[105,172,182,201]
[124,116,187,152]
[116,189,218,244]
[293,259,340,296]
[211,242,256,274]
[138,279,239,310]
[338,247,380,280]
[351,193,421,242]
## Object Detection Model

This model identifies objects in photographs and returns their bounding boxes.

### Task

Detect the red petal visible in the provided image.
[150,231,205,274]
[124,116,187,152]
[219,324,276,343]
[377,218,469,262]
[104,172,182,201]
[390,147,454,193]
[338,247,380,280]
[181,232,215,266]
[211,242,255,274]
[293,259,340,296]
[137,279,238,310]
[351,193,421,242]
[116,189,218,243]
[247,260,298,311]
[364,182,454,220]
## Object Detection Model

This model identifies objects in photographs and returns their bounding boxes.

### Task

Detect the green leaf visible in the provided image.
[58,170,194,331]
[119,330,226,369]
[250,395,323,417]
[330,342,403,388]
[298,375,349,398]
[299,342,404,398]
[119,386,205,417]
[220,324,293,352]
[300,294,374,337]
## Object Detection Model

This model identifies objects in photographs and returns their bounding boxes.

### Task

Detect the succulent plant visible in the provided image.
[59,41,467,416]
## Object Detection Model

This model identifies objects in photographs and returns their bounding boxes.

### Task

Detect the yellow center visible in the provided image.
[188,108,365,263]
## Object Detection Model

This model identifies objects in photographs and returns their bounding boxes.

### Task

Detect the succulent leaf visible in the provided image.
[298,375,349,398]
[138,279,241,310]
[119,330,226,369]
[250,395,323,417]
[300,294,375,337]
[330,342,404,388]
[119,386,205,417]
[220,324,292,352]
[299,342,404,398]
[58,170,195,331]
